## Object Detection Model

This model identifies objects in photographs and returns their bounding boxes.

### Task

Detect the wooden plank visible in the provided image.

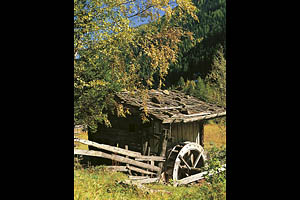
[199,121,204,147]
[74,138,142,157]
[125,145,131,175]
[127,166,156,175]
[135,156,165,162]
[74,149,161,172]
[189,123,193,141]
[129,176,149,180]
[147,146,151,177]
[180,123,184,141]
[183,112,226,123]
[176,165,226,186]
[177,123,180,142]
[142,141,148,155]
[140,106,182,110]
[182,123,186,141]
[103,166,128,172]
[185,123,189,141]
[161,111,226,124]
[157,128,168,176]
[178,155,191,170]
[171,123,176,143]
[192,122,196,143]
[182,112,211,117]
[195,122,199,143]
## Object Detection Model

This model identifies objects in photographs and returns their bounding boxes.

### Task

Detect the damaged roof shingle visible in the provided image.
[115,89,226,123]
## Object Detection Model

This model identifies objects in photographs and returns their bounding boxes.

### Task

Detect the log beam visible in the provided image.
[74,138,142,157]
[74,149,161,172]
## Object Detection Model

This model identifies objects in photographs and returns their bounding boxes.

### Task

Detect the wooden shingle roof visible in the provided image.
[116,89,226,124]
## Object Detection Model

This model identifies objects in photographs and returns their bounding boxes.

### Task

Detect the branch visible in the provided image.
[127,5,154,19]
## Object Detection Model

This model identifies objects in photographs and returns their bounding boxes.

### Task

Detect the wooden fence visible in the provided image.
[74,137,226,186]
[74,137,165,183]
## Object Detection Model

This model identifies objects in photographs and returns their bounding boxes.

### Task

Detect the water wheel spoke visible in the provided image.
[190,153,194,167]
[193,153,202,168]
[165,142,206,185]
[179,155,191,170]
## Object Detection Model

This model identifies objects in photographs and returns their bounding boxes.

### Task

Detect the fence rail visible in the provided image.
[74,137,225,186]
[74,138,164,177]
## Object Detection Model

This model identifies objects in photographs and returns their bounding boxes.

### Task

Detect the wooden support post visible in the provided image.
[125,145,132,175]
[147,146,150,177]
[112,143,119,166]
[199,121,204,147]
[143,141,148,155]
[157,128,169,177]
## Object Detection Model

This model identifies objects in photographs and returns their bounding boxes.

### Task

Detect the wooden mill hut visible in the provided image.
[88,89,226,159]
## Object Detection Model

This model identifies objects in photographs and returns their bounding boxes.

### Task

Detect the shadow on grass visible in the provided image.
[74,154,116,169]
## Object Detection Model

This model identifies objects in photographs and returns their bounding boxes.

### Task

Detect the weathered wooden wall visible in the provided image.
[88,114,148,153]
[88,113,205,161]
[148,120,161,155]
[169,121,204,147]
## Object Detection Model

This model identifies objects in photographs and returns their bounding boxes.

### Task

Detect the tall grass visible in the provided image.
[204,123,226,148]
[74,164,225,200]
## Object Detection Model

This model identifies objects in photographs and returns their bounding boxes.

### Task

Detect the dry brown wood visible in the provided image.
[179,166,203,172]
[182,112,211,117]
[140,106,182,110]
[74,149,161,172]
[129,176,149,180]
[182,112,226,123]
[199,121,204,147]
[162,111,226,123]
[125,145,131,175]
[116,90,226,123]
[127,166,156,175]
[178,155,191,170]
[103,166,128,172]
[135,155,165,162]
[74,138,142,157]
[151,96,161,104]
[175,164,226,186]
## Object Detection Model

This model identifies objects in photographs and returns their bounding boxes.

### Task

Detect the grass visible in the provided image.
[74,130,88,150]
[74,165,225,200]
[204,123,226,148]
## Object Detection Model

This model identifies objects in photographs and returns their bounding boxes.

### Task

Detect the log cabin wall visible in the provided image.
[88,114,205,158]
[88,114,151,153]
[148,120,161,155]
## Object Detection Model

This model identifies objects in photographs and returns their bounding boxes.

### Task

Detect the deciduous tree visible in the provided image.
[74,0,198,132]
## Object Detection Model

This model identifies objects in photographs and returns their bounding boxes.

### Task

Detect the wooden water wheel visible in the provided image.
[164,142,206,185]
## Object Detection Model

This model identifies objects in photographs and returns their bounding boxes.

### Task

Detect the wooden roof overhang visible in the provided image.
[115,89,226,124]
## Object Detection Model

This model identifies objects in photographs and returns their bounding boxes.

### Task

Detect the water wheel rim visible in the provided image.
[172,142,206,183]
